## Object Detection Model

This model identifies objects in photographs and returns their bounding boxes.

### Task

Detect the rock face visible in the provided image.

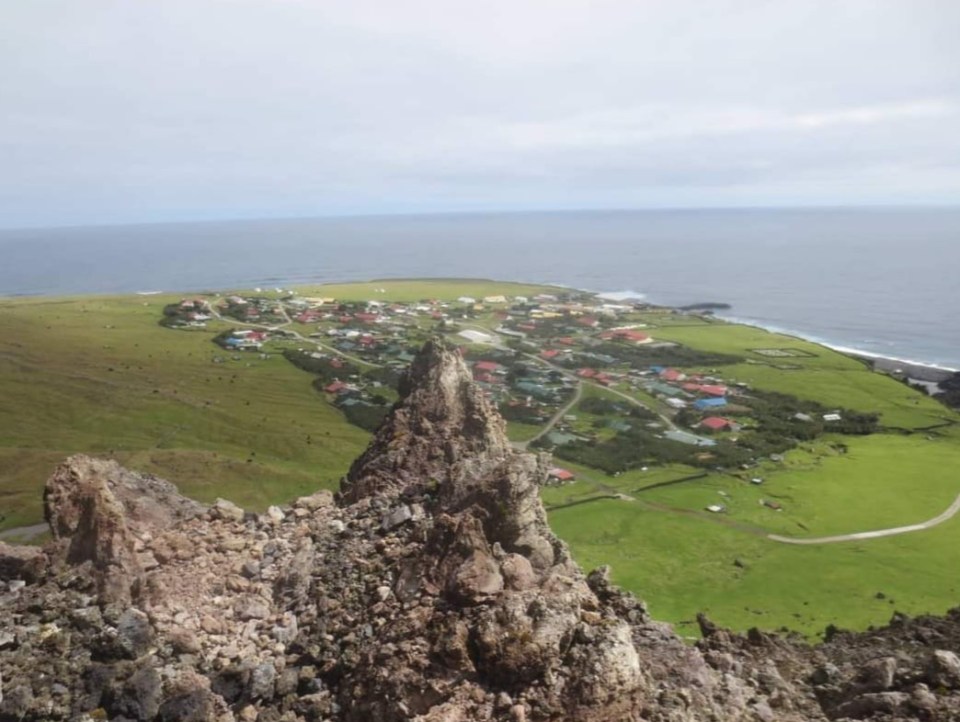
[1,338,960,721]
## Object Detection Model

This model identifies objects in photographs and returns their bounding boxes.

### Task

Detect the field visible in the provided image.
[0,279,560,531]
[650,323,950,429]
[0,293,372,530]
[2,281,959,640]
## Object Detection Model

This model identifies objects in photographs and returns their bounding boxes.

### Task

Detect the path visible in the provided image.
[517,381,584,450]
[0,523,48,543]
[768,492,960,545]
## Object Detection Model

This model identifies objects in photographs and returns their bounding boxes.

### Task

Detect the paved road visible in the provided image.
[516,381,584,450]
[768,492,960,545]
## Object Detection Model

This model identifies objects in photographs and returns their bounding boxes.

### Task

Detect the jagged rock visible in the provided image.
[211,498,245,523]
[928,649,960,689]
[0,541,44,582]
[3,338,960,722]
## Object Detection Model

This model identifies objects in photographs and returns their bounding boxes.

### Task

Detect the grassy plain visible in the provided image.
[2,282,958,640]
[650,323,950,429]
[0,293,373,529]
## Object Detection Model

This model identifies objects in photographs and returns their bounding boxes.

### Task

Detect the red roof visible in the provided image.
[699,385,728,397]
[660,368,682,382]
[577,368,597,378]
[474,360,500,372]
[540,349,561,359]
[577,316,599,327]
[700,417,732,430]
[517,323,537,331]
[557,336,576,346]
[354,313,379,323]
[324,380,347,394]
[548,468,576,481]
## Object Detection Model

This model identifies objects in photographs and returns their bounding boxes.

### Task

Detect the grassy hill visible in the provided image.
[2,279,958,640]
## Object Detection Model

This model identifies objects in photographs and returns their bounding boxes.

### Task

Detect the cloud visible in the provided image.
[1,0,959,225]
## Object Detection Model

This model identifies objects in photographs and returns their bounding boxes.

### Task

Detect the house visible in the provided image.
[665,397,688,409]
[693,397,728,411]
[698,384,728,397]
[600,329,651,344]
[457,296,477,304]
[576,368,597,378]
[576,316,600,328]
[700,417,734,432]
[664,430,717,447]
[547,468,576,483]
[823,413,843,422]
[545,430,581,446]
[474,360,501,373]
[659,368,684,382]
[540,349,561,360]
[483,295,508,304]
[706,504,726,513]
[458,329,494,344]
[324,380,348,394]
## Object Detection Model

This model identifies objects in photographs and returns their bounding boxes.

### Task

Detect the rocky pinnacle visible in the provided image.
[0,339,959,721]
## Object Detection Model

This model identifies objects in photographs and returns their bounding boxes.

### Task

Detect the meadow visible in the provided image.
[2,281,958,640]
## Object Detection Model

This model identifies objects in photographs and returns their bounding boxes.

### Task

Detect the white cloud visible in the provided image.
[1,0,959,225]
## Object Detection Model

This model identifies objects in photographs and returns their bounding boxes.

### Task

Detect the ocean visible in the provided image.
[1,207,958,369]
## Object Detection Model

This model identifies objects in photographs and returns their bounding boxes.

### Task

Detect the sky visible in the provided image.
[2,0,959,227]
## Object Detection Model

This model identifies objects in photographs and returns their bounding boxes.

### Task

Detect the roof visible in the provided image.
[548,468,575,481]
[693,397,728,409]
[700,417,732,430]
[474,360,500,372]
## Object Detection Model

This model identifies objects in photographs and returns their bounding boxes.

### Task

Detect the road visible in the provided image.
[768,492,960,545]
[516,381,584,450]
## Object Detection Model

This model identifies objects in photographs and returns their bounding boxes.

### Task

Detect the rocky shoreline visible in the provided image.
[2,338,959,721]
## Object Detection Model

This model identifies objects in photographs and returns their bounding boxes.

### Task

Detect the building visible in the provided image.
[700,417,734,432]
[693,397,728,411]
[547,468,576,483]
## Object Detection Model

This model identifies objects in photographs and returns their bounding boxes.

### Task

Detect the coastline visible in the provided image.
[2,279,957,378]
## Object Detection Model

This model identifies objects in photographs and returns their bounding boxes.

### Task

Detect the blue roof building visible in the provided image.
[693,397,728,411]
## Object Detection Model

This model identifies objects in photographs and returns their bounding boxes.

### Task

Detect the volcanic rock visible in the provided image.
[1,338,960,721]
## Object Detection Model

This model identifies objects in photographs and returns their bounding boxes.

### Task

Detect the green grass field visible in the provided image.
[2,282,958,640]
[651,323,952,429]
[0,293,372,529]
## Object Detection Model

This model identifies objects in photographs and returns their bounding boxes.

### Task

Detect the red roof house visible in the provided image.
[699,385,728,397]
[474,361,501,373]
[324,380,348,394]
[540,349,561,360]
[700,417,733,431]
[548,468,576,482]
[659,368,683,382]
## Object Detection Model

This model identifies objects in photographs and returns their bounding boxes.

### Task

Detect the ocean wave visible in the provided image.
[596,289,647,301]
[715,314,958,373]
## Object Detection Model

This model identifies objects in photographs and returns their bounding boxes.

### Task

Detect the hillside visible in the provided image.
[1,280,958,639]
[2,339,960,721]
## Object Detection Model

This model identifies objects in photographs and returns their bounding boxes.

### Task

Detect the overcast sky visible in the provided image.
[3,0,959,227]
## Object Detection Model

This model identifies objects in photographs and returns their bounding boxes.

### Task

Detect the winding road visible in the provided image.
[767,492,960,545]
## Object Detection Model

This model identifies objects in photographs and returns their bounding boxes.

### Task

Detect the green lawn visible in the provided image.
[550,494,960,638]
[650,322,953,429]
[3,283,959,642]
[0,294,370,530]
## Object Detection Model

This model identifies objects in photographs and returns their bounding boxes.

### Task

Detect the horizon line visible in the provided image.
[3,201,960,233]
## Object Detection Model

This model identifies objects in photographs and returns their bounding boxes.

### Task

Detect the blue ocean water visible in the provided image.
[1,208,958,368]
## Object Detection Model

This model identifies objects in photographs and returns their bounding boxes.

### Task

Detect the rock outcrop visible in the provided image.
[1,338,959,721]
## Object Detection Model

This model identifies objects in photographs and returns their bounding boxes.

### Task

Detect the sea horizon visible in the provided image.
[2,207,959,370]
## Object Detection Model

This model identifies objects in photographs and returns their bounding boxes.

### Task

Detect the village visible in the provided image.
[162,288,879,514]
